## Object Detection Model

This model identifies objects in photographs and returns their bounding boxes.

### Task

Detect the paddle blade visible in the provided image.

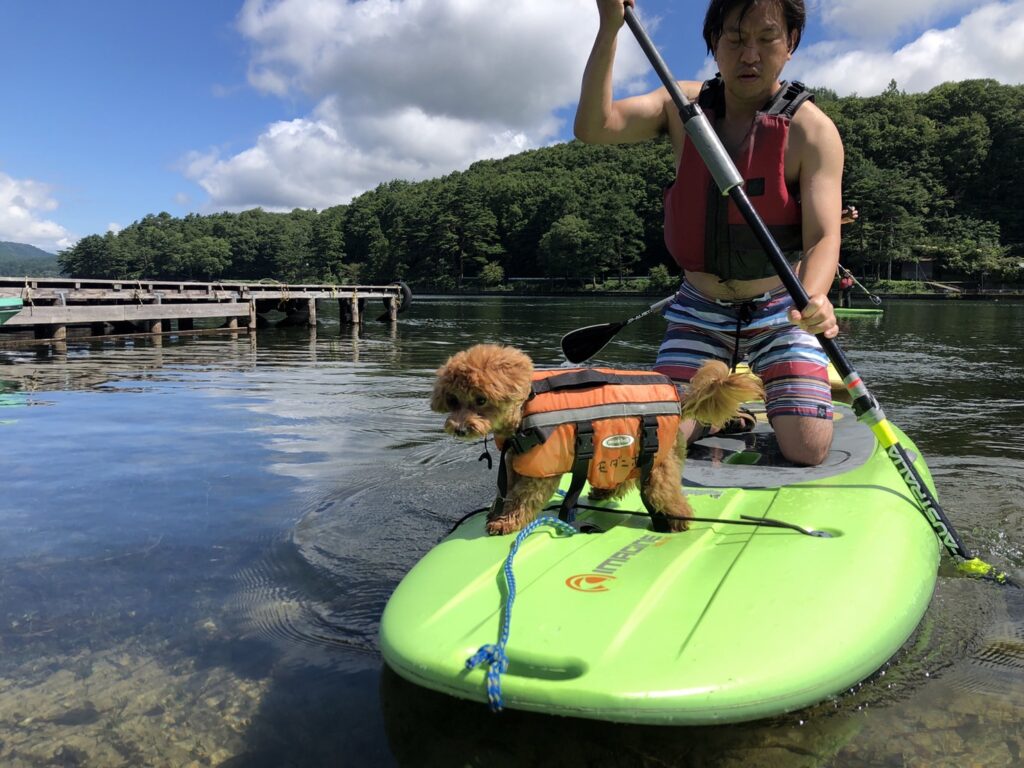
[560,321,625,363]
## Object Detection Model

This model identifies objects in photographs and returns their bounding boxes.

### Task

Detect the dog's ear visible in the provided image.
[429,376,450,413]
[430,350,466,413]
[469,345,534,403]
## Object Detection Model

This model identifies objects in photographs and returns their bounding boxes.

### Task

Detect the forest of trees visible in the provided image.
[57,79,1024,290]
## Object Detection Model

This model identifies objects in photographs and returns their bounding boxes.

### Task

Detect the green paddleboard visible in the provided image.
[380,402,940,724]
[835,307,883,317]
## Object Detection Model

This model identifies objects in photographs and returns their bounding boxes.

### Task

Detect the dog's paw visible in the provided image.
[665,513,690,532]
[485,516,520,536]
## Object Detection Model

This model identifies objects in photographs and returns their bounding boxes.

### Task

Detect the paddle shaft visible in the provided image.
[623,7,969,560]
[853,276,883,305]
[621,295,675,326]
[841,265,883,305]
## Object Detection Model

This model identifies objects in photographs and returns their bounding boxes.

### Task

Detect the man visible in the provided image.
[575,0,844,465]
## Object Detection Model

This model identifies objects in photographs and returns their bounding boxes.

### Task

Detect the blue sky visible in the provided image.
[2,0,1022,253]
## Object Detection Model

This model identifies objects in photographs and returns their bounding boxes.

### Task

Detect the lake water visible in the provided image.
[0,296,1022,767]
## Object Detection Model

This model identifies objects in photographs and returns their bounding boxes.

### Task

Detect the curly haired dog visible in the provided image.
[431,344,763,535]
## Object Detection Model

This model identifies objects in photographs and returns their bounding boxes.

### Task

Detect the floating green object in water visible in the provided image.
[0,296,23,326]
[835,307,883,317]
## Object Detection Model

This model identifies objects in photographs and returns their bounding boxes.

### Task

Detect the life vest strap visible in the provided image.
[517,401,681,439]
[636,414,670,533]
[530,369,673,395]
[764,80,813,118]
[491,443,512,522]
[559,422,595,524]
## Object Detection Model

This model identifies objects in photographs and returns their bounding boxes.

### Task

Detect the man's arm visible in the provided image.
[789,106,845,338]
[574,0,670,144]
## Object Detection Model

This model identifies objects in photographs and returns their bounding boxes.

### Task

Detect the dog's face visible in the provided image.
[431,344,534,440]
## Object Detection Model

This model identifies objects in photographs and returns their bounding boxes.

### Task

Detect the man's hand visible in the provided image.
[788,294,839,339]
[840,205,859,225]
[597,0,635,30]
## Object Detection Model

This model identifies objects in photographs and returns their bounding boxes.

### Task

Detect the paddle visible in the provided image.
[841,266,883,306]
[621,7,1008,583]
[561,295,674,363]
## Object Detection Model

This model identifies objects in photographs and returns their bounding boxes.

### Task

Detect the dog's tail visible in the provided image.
[680,360,764,429]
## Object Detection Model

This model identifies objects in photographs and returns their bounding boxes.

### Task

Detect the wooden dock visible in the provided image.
[0,276,408,347]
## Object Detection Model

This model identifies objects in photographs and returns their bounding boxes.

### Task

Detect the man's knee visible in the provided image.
[772,415,833,466]
[779,437,831,466]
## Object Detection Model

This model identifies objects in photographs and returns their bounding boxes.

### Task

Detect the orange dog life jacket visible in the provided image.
[493,368,681,526]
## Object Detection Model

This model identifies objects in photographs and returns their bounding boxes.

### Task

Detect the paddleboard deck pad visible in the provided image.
[380,403,940,724]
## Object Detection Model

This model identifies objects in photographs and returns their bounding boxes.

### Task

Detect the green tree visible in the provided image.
[167,236,231,280]
[58,234,113,277]
[480,261,505,287]
[538,214,597,279]
[310,205,347,281]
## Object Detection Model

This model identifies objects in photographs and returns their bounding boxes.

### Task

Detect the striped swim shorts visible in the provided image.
[653,281,833,422]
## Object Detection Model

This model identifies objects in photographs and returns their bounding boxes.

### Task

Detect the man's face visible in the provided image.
[713,0,795,101]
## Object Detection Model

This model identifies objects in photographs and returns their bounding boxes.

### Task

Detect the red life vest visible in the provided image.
[497,368,681,491]
[664,77,812,281]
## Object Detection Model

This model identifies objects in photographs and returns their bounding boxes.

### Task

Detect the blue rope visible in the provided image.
[465,515,577,711]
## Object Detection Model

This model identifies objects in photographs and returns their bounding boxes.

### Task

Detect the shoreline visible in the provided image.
[417,290,1024,301]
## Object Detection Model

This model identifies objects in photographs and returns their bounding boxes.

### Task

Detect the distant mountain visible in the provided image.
[0,241,55,259]
[0,241,63,277]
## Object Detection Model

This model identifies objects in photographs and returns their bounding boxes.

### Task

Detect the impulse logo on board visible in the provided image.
[565,534,666,592]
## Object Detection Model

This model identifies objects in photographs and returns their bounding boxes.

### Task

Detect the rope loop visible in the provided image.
[464,644,510,711]
[464,515,577,712]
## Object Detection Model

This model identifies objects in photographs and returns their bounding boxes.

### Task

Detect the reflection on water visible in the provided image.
[0,298,1022,766]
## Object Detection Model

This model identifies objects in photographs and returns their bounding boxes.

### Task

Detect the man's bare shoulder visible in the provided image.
[662,80,704,129]
[791,100,842,148]
[680,80,704,101]
[643,80,702,108]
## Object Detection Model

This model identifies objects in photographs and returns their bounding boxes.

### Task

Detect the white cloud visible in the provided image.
[820,0,985,42]
[789,1,1024,95]
[186,0,652,211]
[0,171,76,252]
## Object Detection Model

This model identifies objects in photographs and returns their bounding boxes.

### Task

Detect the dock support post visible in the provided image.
[339,295,367,325]
[35,324,67,341]
[307,298,317,327]
[249,299,258,331]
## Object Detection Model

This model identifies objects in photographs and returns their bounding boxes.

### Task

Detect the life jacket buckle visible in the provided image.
[574,422,595,459]
[640,415,660,456]
[509,425,548,454]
